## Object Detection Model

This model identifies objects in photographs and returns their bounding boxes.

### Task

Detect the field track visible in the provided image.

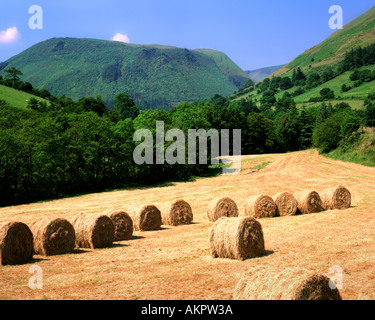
[1,150,374,300]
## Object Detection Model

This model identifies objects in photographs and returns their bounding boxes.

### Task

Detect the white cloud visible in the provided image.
[0,27,20,43]
[111,33,130,44]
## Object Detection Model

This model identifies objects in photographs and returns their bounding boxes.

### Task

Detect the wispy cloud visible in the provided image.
[111,33,130,44]
[0,27,20,43]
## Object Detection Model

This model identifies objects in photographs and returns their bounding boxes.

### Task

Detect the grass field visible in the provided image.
[0,149,374,300]
[296,100,365,110]
[233,65,375,111]
[0,85,47,109]
[291,66,375,104]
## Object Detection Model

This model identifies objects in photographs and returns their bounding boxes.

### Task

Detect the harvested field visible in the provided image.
[0,150,374,300]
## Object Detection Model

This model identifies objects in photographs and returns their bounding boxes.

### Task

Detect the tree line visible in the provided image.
[0,96,216,207]
[1,59,374,206]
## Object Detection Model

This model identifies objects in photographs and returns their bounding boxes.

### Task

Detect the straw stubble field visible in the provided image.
[0,150,374,300]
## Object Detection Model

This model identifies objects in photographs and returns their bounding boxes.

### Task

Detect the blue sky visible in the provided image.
[0,0,374,70]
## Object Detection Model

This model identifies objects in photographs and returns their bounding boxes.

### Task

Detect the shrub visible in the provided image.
[306,72,321,89]
[313,112,345,153]
[365,101,375,127]
[340,114,361,138]
[320,88,335,100]
[342,83,351,92]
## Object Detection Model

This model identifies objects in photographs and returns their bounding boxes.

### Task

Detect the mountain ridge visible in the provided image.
[245,64,286,82]
[1,37,250,110]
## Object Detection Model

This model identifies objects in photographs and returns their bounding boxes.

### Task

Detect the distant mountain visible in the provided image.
[194,49,252,87]
[273,6,375,77]
[245,64,286,82]
[0,38,250,110]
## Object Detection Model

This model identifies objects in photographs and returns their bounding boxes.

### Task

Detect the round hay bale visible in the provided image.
[244,195,276,219]
[294,191,323,215]
[30,218,75,256]
[73,213,114,249]
[233,266,342,300]
[207,197,239,222]
[127,204,161,231]
[274,192,298,217]
[320,186,351,210]
[161,199,193,226]
[107,211,133,241]
[209,217,265,261]
[0,222,34,265]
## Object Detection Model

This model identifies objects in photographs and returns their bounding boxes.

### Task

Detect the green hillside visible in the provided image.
[193,48,251,87]
[0,84,47,109]
[326,128,375,167]
[230,6,375,110]
[246,64,286,82]
[274,6,375,77]
[292,65,375,105]
[0,38,250,110]
[234,64,375,109]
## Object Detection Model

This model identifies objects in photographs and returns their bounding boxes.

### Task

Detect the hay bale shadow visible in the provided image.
[130,235,145,240]
[111,243,129,248]
[70,248,89,255]
[260,250,275,257]
[28,257,50,263]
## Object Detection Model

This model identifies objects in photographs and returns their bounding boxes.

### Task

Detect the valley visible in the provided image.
[0,151,374,300]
